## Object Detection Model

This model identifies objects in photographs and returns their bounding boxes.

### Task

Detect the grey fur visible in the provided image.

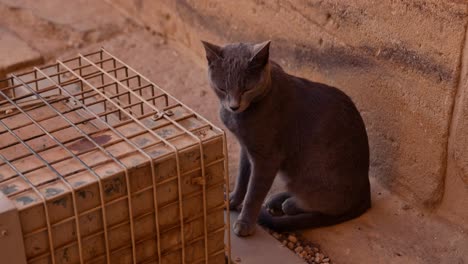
[202,41,371,237]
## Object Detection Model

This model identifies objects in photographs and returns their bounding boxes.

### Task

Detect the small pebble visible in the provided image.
[235,257,241,262]
[294,246,303,253]
[288,234,298,243]
[267,230,331,264]
[272,232,281,239]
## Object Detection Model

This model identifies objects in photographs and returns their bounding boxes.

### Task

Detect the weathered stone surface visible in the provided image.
[0,28,43,76]
[0,0,134,59]
[438,159,468,230]
[437,26,468,229]
[302,179,468,263]
[448,37,468,186]
[109,0,468,207]
[0,0,128,32]
[229,212,305,264]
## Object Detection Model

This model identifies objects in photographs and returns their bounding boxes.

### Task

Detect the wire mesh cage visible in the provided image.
[0,48,231,264]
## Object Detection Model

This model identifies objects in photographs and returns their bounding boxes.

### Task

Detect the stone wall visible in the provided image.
[0,28,43,85]
[108,0,468,226]
[438,26,468,228]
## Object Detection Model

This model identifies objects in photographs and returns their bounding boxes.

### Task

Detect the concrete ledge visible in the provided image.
[228,212,304,264]
[303,179,468,264]
[0,28,43,76]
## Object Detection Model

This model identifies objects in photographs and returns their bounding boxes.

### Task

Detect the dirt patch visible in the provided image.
[266,229,331,264]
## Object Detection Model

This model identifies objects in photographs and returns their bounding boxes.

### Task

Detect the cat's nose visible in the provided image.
[228,98,240,111]
[229,105,240,111]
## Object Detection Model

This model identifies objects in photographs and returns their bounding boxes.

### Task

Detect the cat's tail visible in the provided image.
[257,203,370,232]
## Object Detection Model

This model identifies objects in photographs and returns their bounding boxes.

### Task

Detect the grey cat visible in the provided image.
[202,40,371,237]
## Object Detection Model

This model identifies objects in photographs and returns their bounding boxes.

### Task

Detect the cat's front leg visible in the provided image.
[229,148,251,211]
[234,158,278,236]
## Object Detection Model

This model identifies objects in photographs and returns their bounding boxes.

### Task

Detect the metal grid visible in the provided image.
[0,48,231,264]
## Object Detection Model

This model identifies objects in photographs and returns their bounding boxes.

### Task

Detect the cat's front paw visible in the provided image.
[233,220,256,237]
[228,192,243,211]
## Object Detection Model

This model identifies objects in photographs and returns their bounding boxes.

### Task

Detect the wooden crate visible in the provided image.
[0,49,230,264]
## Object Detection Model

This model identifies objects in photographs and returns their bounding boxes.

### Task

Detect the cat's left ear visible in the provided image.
[201,40,223,65]
[249,40,271,69]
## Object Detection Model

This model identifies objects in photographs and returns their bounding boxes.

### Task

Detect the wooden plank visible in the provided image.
[0,95,70,119]
[0,191,28,264]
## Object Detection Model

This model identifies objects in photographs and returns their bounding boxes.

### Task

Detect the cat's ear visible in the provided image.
[249,40,271,69]
[201,40,223,65]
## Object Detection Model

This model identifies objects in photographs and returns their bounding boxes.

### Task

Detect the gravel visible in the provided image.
[266,230,332,264]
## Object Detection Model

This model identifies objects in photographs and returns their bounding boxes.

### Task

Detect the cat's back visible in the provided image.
[274,67,362,124]
[274,66,368,154]
[275,64,370,186]
[293,76,354,111]
[271,62,355,107]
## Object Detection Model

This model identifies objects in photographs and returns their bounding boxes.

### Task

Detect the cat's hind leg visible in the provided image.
[265,192,291,216]
[282,196,307,215]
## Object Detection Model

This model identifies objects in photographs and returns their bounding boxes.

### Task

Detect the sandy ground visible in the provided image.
[1,1,467,263]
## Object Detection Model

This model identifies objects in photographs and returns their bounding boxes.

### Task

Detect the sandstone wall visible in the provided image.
[438,26,468,228]
[108,0,468,224]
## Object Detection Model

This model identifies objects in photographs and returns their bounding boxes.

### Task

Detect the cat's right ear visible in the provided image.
[249,40,271,70]
[201,41,223,65]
